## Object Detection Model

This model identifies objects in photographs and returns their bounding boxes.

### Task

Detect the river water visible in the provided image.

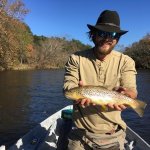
[0,69,150,147]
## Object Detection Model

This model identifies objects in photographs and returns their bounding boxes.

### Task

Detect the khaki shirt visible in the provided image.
[63,48,137,133]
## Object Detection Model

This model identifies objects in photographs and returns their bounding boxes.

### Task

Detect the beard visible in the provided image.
[94,39,116,56]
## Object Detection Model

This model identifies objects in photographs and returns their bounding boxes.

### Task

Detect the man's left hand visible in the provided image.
[113,86,137,99]
[107,87,137,111]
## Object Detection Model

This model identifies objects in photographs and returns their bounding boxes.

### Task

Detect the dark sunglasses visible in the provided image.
[97,31,120,39]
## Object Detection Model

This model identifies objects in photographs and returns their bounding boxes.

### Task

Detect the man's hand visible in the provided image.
[76,98,91,107]
[76,81,92,107]
[107,103,127,111]
[107,87,137,111]
[113,86,137,99]
[76,83,137,111]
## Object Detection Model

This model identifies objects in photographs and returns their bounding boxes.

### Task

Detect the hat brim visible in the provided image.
[87,24,128,35]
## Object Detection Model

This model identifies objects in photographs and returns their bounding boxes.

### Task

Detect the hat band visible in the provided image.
[98,23,120,28]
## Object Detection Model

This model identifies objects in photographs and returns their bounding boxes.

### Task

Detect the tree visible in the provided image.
[0,0,34,70]
[0,0,29,20]
[124,33,150,69]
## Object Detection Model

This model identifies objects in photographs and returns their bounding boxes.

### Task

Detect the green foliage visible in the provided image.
[124,34,150,69]
[64,38,91,53]
[33,35,47,46]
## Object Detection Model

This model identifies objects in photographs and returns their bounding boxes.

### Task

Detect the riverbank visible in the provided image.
[0,64,60,71]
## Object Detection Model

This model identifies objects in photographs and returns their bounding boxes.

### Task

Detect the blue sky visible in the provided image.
[23,0,150,47]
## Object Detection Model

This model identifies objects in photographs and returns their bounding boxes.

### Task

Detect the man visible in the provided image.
[63,10,137,150]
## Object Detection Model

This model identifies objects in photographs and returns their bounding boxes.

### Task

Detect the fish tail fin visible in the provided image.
[132,99,147,117]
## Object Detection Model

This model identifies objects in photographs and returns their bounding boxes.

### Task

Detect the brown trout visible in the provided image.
[65,86,147,117]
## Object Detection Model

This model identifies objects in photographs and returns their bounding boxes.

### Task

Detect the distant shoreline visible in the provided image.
[0,64,149,72]
[0,64,60,71]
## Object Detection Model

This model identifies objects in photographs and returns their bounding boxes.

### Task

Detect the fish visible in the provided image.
[64,85,147,117]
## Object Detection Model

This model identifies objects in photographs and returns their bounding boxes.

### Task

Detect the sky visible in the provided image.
[23,0,150,47]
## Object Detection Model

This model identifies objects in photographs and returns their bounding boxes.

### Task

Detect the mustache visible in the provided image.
[100,39,113,43]
[95,38,114,46]
[97,41,113,47]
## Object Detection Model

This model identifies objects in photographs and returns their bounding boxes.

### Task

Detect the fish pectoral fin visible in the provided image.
[101,105,108,111]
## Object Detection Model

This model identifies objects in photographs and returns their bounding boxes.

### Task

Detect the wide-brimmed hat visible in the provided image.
[87,10,128,35]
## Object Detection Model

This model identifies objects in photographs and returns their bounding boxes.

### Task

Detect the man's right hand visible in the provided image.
[76,81,92,107]
[76,98,91,107]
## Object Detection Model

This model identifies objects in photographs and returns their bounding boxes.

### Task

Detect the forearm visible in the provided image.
[120,59,137,99]
[63,54,79,91]
[63,77,79,91]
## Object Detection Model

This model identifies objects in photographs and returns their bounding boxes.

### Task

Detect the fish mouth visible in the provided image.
[65,94,70,99]
[65,92,77,100]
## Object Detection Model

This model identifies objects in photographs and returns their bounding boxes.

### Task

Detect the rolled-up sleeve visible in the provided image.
[120,56,137,93]
[63,54,79,91]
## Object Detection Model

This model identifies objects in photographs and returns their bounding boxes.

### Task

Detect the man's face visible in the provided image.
[93,31,119,55]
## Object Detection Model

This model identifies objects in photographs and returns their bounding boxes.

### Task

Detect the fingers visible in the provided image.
[107,103,127,111]
[119,104,127,110]
[113,86,126,93]
[107,103,114,109]
[81,99,88,105]
[79,80,83,87]
[114,86,137,99]
[76,97,127,111]
[76,98,91,107]
[114,104,122,111]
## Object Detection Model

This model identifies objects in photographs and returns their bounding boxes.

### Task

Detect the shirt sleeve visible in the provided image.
[120,55,137,93]
[63,54,80,91]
